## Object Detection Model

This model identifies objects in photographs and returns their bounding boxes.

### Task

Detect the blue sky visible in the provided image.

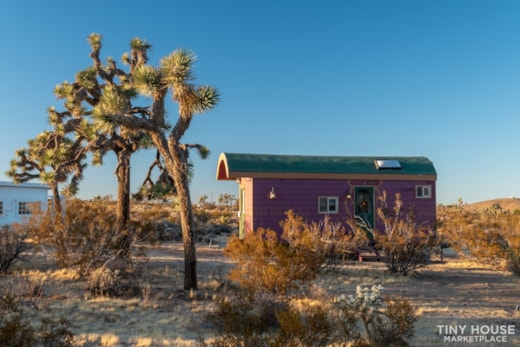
[1,1,519,205]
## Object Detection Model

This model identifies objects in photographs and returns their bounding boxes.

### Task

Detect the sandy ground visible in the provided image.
[3,242,520,347]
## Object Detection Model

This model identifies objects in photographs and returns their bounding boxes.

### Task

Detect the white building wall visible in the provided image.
[0,182,49,225]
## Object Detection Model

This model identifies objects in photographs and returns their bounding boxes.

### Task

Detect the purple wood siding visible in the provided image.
[246,178,436,234]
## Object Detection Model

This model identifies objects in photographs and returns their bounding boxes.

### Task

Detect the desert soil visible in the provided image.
[4,242,520,347]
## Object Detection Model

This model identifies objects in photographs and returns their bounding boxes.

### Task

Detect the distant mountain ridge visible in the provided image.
[463,197,520,211]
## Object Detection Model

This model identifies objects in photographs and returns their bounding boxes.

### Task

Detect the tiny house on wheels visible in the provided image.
[216,153,437,237]
[0,181,49,225]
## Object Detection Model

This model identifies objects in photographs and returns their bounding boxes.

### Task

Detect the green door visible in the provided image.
[355,187,375,238]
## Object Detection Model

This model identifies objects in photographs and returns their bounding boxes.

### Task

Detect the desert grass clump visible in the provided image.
[15,271,47,300]
[0,224,30,274]
[88,267,125,297]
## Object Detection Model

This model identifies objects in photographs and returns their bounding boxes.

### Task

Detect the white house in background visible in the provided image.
[0,181,49,225]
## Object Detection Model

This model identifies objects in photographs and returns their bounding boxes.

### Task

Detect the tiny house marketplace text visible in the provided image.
[437,324,516,343]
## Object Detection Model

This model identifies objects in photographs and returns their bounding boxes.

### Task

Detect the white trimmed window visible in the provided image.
[18,202,32,215]
[318,196,339,214]
[415,185,432,199]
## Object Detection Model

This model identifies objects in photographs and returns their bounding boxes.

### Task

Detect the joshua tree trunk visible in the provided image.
[114,148,132,259]
[115,149,131,232]
[148,119,198,289]
[50,182,62,214]
[171,147,198,290]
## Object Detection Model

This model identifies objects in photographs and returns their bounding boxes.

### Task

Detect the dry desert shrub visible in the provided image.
[27,199,123,276]
[274,301,335,347]
[438,201,520,274]
[375,193,437,275]
[0,288,74,347]
[88,267,124,297]
[26,199,147,296]
[336,285,416,347]
[206,285,416,347]
[0,224,30,274]
[130,202,178,241]
[224,211,325,296]
[208,210,416,347]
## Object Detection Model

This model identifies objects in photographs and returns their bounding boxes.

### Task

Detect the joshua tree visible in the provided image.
[88,34,219,289]
[7,130,87,213]
[48,59,149,234]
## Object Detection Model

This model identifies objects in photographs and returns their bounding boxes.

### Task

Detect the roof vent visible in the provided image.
[374,159,401,170]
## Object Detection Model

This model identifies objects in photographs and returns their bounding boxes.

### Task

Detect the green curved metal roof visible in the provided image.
[217,152,436,180]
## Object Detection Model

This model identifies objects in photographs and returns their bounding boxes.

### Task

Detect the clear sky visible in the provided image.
[1,0,519,205]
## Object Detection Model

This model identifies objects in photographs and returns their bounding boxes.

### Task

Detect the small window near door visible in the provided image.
[415,185,432,199]
[318,196,338,214]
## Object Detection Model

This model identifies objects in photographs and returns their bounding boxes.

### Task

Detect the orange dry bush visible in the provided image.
[27,199,145,280]
[438,202,520,274]
[376,193,437,275]
[224,210,325,296]
[224,228,295,295]
[274,303,334,347]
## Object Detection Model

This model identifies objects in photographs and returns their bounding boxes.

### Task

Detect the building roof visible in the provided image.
[0,181,49,189]
[216,153,437,181]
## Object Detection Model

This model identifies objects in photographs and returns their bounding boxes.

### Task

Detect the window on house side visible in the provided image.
[415,185,432,199]
[318,196,339,214]
[18,202,32,215]
[0,201,3,215]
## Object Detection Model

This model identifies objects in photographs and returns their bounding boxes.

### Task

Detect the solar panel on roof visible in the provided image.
[374,159,401,169]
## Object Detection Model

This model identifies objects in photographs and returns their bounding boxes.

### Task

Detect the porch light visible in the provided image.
[269,187,276,199]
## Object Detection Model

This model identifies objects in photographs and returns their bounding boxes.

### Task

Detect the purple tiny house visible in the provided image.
[216,153,437,237]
